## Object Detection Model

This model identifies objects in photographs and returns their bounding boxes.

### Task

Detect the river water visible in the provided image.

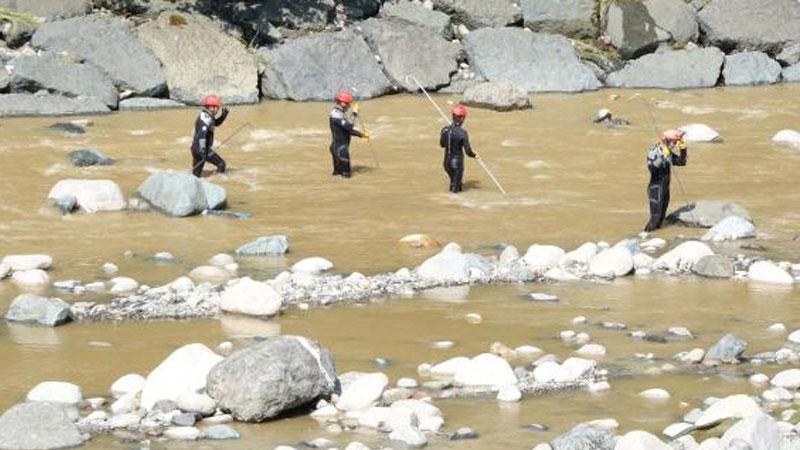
[1,85,799,448]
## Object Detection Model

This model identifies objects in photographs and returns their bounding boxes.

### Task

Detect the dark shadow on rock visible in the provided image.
[619,0,660,59]
[666,203,697,225]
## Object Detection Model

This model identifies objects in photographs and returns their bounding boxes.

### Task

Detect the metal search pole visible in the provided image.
[191,122,253,174]
[405,74,508,195]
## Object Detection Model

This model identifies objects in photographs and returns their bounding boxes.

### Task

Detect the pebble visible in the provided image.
[575,332,591,345]
[763,387,794,402]
[663,422,694,439]
[465,313,483,324]
[668,326,694,340]
[600,321,627,330]
[215,341,234,355]
[524,423,549,432]
[559,330,576,341]
[587,418,619,431]
[151,252,175,262]
[515,345,543,358]
[639,388,670,401]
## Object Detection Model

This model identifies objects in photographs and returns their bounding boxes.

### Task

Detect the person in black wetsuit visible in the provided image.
[191,94,229,177]
[644,129,688,232]
[440,105,479,193]
[329,91,370,178]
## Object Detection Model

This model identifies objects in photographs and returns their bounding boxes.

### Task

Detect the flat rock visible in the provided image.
[48,179,126,213]
[380,1,451,38]
[692,255,734,279]
[260,29,391,101]
[119,97,184,110]
[694,394,762,428]
[291,257,333,275]
[435,0,522,29]
[235,235,290,256]
[606,47,724,89]
[605,0,698,59]
[698,0,800,53]
[0,93,109,117]
[140,343,223,410]
[722,51,782,85]
[5,294,71,326]
[336,373,388,412]
[521,0,596,38]
[462,81,532,112]
[67,148,113,167]
[137,12,258,104]
[0,402,83,450]
[464,28,600,93]
[32,13,166,96]
[667,201,752,228]
[702,216,756,242]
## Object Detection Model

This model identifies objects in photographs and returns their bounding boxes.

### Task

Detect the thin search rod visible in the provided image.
[191,122,252,173]
[405,74,508,195]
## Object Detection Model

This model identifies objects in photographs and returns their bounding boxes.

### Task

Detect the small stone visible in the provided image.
[203,424,240,440]
[559,330,576,341]
[749,373,770,386]
[465,313,483,324]
[639,388,670,401]
[589,382,611,393]
[433,340,455,349]
[575,344,606,358]
[450,427,479,440]
[571,316,587,325]
[768,323,788,334]
[667,326,694,340]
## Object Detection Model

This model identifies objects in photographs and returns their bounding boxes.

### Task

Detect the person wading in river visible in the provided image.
[644,129,688,232]
[440,105,479,193]
[329,91,370,178]
[191,94,229,177]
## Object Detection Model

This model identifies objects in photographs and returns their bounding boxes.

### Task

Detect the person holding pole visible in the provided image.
[329,91,370,178]
[191,94,229,177]
[644,129,688,232]
[440,105,479,193]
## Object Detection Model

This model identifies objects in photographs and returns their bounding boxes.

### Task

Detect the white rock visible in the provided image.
[84,410,108,423]
[571,316,587,325]
[188,265,232,283]
[48,179,126,213]
[654,241,714,272]
[559,330,576,341]
[108,412,142,429]
[170,276,194,293]
[719,413,782,450]
[2,255,53,271]
[430,357,471,376]
[669,326,695,339]
[0,263,10,279]
[219,277,282,317]
[416,247,469,282]
[111,373,145,398]
[679,124,722,143]
[588,382,611,393]
[110,393,138,415]
[391,399,443,432]
[544,267,581,282]
[310,404,339,419]
[397,378,418,389]
[164,426,201,440]
[464,313,482,324]
[515,345,543,358]
[767,323,787,334]
[575,344,606,358]
[771,369,800,389]
[694,394,762,428]
[209,253,235,267]
[702,216,756,242]
[529,292,559,302]
[575,332,591,345]
[558,358,596,383]
[291,257,333,274]
[772,129,800,148]
[452,353,517,387]
[616,430,672,450]
[11,269,51,287]
[433,340,455,349]
[762,387,793,402]
[523,245,566,274]
[588,247,633,277]
[26,381,82,404]
[109,277,139,294]
[632,253,654,271]
[748,261,794,285]
[663,422,694,439]
[588,418,619,431]
[561,242,597,265]
[641,238,666,251]
[345,443,370,450]
[533,445,553,450]
[336,373,389,412]
[176,392,216,416]
[789,329,800,344]
[102,262,119,275]
[533,361,561,383]
[699,438,720,450]
[140,343,223,410]
[749,373,770,386]
[639,388,670,401]
[496,385,522,402]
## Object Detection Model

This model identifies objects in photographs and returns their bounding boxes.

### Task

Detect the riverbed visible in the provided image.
[1,85,799,448]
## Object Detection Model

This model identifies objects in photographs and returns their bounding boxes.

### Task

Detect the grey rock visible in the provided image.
[93,0,187,16]
[692,255,734,279]
[260,29,392,101]
[464,28,601,93]
[151,399,178,413]
[521,0,596,38]
[137,12,258,105]
[235,235,290,256]
[67,148,113,167]
[0,93,110,117]
[462,81,532,112]
[0,402,83,450]
[136,172,226,217]
[698,0,800,54]
[206,335,337,422]
[666,201,752,228]
[172,412,196,427]
[551,424,615,450]
[32,14,167,97]
[605,0,698,59]
[776,42,800,65]
[48,122,85,134]
[203,424,240,440]
[5,294,72,326]
[0,0,89,21]
[450,427,479,440]
[10,53,118,108]
[119,97,185,110]
[606,47,724,89]
[380,1,452,38]
[783,63,800,82]
[434,0,522,29]
[0,70,9,92]
[359,18,459,91]
[53,195,77,215]
[703,334,747,365]
[201,180,227,211]
[723,51,781,86]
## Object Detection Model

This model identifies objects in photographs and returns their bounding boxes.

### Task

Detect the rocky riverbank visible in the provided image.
[0,0,800,116]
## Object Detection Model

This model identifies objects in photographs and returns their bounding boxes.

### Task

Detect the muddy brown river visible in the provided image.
[1,85,799,448]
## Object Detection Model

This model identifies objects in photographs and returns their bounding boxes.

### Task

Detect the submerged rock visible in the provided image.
[772,129,800,148]
[398,234,441,249]
[5,294,71,326]
[236,235,290,256]
[666,201,752,228]
[0,402,83,450]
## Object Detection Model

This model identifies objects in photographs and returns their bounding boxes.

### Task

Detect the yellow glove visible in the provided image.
[352,103,360,114]
[678,139,687,151]
[362,130,371,140]
[475,153,482,160]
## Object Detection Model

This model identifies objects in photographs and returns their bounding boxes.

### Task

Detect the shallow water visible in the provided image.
[1,86,799,448]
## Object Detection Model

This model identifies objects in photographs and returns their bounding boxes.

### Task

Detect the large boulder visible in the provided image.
[9,53,118,108]
[464,28,601,93]
[521,0,595,38]
[236,235,290,256]
[260,30,392,101]
[0,93,110,117]
[667,201,752,228]
[434,0,521,29]
[697,0,800,54]
[0,0,89,21]
[461,81,531,112]
[606,47,724,89]
[380,1,452,38]
[0,402,83,450]
[206,336,336,422]
[136,172,226,217]
[5,294,71,326]
[359,19,459,91]
[47,179,126,213]
[702,216,756,241]
[550,424,615,450]
[140,343,223,410]
[137,12,258,104]
[31,14,166,97]
[417,246,470,283]
[219,277,282,318]
[604,0,698,59]
[654,241,713,272]
[722,51,781,86]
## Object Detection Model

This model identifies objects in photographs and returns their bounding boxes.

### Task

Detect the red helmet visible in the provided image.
[452,105,468,118]
[203,94,221,108]
[335,91,354,104]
